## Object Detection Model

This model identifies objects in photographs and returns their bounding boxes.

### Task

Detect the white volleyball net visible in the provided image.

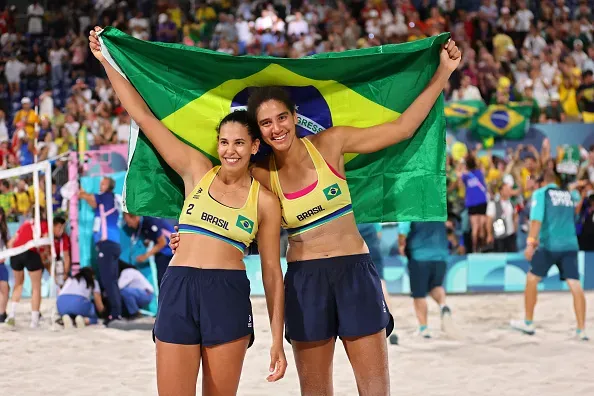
[0,160,56,297]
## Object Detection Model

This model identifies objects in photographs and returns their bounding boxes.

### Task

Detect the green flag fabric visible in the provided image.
[472,102,532,141]
[445,99,486,130]
[99,27,449,223]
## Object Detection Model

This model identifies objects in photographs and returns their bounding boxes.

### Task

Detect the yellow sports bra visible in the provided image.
[178,166,260,252]
[269,138,353,237]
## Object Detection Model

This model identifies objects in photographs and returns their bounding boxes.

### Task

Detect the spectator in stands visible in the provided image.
[5,210,49,328]
[122,213,174,288]
[129,11,150,41]
[4,54,24,96]
[13,97,38,140]
[0,180,12,219]
[53,215,71,287]
[112,109,130,143]
[12,179,30,221]
[0,206,10,323]
[457,154,489,252]
[157,13,178,43]
[452,75,482,101]
[118,261,154,318]
[541,92,566,123]
[577,70,594,123]
[48,41,68,87]
[487,183,518,252]
[27,1,44,37]
[78,177,123,326]
[578,145,594,183]
[57,266,104,327]
[14,127,34,166]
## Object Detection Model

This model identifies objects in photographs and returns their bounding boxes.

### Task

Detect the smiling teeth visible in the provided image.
[272,134,287,141]
[226,158,239,163]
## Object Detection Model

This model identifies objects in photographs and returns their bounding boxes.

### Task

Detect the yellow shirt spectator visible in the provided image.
[493,33,513,61]
[12,191,31,215]
[13,108,39,140]
[168,7,182,28]
[28,185,46,208]
[195,6,216,23]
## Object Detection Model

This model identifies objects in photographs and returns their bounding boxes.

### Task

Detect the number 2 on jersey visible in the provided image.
[186,203,195,215]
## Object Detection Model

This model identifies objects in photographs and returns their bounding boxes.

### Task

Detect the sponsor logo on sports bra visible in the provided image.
[201,212,230,230]
[296,205,325,222]
[193,187,203,200]
[236,215,254,234]
[323,183,342,201]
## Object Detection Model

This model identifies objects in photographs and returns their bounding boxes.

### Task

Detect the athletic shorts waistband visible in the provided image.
[287,253,372,270]
[164,265,247,279]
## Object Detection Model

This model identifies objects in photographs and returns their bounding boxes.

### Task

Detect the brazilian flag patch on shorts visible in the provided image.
[236,215,254,233]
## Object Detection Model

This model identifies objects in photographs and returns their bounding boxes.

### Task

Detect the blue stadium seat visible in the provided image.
[24,90,35,100]
[53,88,61,98]
[12,101,20,112]
[54,98,63,108]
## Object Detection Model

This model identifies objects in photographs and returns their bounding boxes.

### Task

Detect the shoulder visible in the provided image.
[257,185,279,210]
[251,161,272,190]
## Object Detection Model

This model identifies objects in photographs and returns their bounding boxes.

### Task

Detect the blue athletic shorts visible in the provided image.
[530,249,579,281]
[153,266,255,347]
[407,259,446,298]
[284,253,394,343]
[0,263,7,282]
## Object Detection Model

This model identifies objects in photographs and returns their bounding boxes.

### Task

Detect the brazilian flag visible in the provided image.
[445,99,485,130]
[99,27,449,223]
[473,103,532,141]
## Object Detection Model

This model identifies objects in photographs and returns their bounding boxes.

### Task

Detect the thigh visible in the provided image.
[25,251,44,272]
[12,269,24,284]
[201,335,251,396]
[292,338,336,396]
[285,265,335,343]
[341,330,390,396]
[9,253,26,272]
[557,251,579,281]
[429,261,447,290]
[529,249,552,278]
[408,259,430,298]
[156,340,201,396]
[334,256,393,338]
[28,268,42,284]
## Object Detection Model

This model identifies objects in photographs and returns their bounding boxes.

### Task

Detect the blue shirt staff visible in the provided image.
[78,176,123,326]
[123,213,174,288]
[510,170,588,341]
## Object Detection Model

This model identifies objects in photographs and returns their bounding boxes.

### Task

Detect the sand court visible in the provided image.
[1,292,593,396]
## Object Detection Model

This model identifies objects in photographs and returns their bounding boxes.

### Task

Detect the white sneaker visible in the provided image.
[510,319,535,335]
[75,315,86,328]
[29,320,39,329]
[440,306,453,332]
[62,315,74,329]
[577,330,589,341]
[417,327,432,339]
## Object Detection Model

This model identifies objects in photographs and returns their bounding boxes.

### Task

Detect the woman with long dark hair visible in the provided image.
[0,207,10,323]
[57,266,105,328]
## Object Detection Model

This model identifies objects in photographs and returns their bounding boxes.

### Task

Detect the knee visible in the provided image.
[566,279,583,293]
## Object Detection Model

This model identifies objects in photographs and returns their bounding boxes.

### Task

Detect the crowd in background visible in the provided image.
[0,0,590,253]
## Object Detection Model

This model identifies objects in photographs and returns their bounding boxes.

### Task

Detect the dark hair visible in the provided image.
[216,110,261,141]
[583,70,593,79]
[53,215,66,225]
[246,86,296,121]
[74,267,95,290]
[465,155,477,170]
[0,207,7,247]
[104,177,116,192]
[118,260,136,276]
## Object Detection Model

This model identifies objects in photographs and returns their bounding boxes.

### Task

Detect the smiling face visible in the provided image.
[217,122,260,170]
[255,99,298,152]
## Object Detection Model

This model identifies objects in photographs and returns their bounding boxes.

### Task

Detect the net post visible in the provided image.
[45,161,56,298]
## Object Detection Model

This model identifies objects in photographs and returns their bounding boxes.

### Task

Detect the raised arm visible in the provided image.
[323,40,461,155]
[88,27,211,188]
[255,188,287,382]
